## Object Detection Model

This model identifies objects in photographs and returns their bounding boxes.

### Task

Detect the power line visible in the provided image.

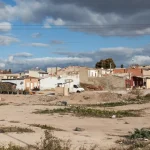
[1,24,150,26]
[0,24,149,30]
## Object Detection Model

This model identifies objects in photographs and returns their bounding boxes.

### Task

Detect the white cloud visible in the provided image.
[0,35,19,45]
[100,47,144,57]
[13,52,33,57]
[129,56,150,65]
[0,22,11,32]
[53,46,148,67]
[43,18,65,28]
[31,32,42,38]
[43,23,51,29]
[8,55,14,62]
[0,0,150,36]
[29,43,49,47]
[2,55,92,72]
[0,63,5,68]
[8,52,33,63]
[50,40,64,45]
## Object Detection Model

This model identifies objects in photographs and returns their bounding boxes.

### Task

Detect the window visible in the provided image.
[57,83,63,87]
[73,85,78,88]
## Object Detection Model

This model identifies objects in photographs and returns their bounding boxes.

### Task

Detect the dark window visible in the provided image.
[73,85,78,88]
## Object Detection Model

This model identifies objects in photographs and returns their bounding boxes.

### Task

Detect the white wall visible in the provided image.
[40,75,80,90]
[88,70,98,77]
[2,80,25,90]
[39,73,48,78]
[29,70,39,78]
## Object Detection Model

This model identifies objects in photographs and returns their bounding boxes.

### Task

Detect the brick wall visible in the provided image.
[113,68,126,74]
[114,68,143,77]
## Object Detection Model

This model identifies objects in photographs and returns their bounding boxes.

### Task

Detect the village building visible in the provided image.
[40,74,79,90]
[29,68,48,78]
[47,67,61,75]
[24,77,40,91]
[2,78,25,90]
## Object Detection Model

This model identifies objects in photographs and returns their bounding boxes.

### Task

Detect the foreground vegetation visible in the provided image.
[0,126,34,133]
[33,106,141,118]
[29,124,65,131]
[0,130,97,150]
[114,128,150,150]
[1,129,150,150]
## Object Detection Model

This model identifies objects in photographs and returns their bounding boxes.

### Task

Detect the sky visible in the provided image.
[0,0,150,72]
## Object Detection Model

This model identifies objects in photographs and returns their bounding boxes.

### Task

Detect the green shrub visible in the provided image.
[130,128,150,139]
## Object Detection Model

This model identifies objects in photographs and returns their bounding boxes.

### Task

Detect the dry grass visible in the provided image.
[33,106,141,118]
[0,126,34,133]
[29,124,65,131]
[0,103,9,106]
[9,121,20,123]
[0,131,98,150]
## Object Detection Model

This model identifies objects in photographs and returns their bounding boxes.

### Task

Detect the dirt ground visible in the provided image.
[0,91,149,149]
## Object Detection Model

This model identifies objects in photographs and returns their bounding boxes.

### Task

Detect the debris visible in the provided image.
[111,115,116,119]
[74,127,85,132]
[56,101,67,106]
[61,101,67,106]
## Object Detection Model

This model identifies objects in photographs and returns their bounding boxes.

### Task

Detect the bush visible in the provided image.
[130,128,150,140]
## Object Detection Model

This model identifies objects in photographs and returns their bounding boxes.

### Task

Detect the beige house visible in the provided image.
[29,69,48,78]
[24,77,40,91]
[47,67,61,75]
[0,74,20,81]
[143,69,150,78]
[79,67,113,83]
[56,66,80,76]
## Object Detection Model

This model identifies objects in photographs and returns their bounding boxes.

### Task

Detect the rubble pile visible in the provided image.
[80,83,103,91]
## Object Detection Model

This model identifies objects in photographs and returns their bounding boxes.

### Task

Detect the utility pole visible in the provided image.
[110,63,111,69]
[51,67,52,78]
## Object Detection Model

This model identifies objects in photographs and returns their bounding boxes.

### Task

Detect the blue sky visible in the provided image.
[0,0,150,72]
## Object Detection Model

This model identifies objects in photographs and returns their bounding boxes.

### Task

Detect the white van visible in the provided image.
[69,84,84,93]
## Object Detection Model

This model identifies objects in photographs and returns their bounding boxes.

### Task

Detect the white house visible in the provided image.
[88,69,99,77]
[88,68,113,78]
[2,79,25,90]
[40,75,80,90]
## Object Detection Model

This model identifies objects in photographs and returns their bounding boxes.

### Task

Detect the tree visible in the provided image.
[120,64,124,68]
[95,58,116,69]
[8,69,11,73]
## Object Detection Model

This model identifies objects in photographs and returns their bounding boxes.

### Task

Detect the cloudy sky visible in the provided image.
[0,0,150,72]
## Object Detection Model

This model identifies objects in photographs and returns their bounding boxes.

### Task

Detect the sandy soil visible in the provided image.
[0,92,149,149]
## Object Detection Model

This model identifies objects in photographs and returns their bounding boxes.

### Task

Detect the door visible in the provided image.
[31,83,33,90]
